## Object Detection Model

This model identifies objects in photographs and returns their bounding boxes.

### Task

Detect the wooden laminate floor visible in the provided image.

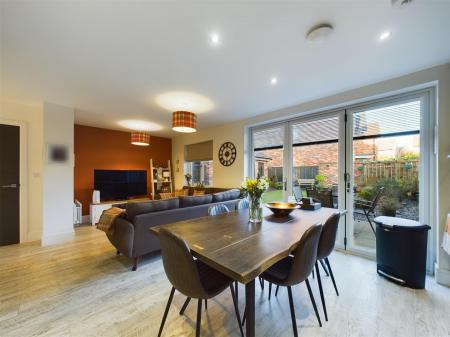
[1,226,450,337]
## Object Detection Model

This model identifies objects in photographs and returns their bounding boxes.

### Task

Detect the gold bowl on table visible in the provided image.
[265,202,299,217]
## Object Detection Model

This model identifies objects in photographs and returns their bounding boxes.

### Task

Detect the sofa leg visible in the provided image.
[132,256,139,271]
[116,250,121,256]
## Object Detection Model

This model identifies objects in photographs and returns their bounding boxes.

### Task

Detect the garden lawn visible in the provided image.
[262,189,284,203]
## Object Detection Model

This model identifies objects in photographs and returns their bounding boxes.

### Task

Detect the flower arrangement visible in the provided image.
[241,177,269,223]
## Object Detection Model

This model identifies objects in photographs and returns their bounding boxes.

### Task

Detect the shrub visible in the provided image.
[358,186,376,201]
[379,197,401,216]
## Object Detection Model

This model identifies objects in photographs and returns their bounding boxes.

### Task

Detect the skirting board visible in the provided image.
[435,262,450,287]
[41,230,75,246]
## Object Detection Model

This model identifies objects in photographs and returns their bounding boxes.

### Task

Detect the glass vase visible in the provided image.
[248,195,263,223]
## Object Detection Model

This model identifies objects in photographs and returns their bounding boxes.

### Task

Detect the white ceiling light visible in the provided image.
[306,23,334,42]
[379,31,392,41]
[117,119,163,131]
[270,77,278,85]
[209,32,220,45]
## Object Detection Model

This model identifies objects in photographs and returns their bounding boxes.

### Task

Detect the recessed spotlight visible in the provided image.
[379,31,392,41]
[270,77,278,85]
[210,33,220,45]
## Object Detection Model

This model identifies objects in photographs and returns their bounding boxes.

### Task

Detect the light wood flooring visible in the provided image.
[1,225,450,337]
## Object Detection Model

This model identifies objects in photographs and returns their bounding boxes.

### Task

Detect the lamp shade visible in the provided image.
[172,111,197,133]
[131,131,150,146]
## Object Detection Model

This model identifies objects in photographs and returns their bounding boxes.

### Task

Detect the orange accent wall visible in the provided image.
[74,124,172,215]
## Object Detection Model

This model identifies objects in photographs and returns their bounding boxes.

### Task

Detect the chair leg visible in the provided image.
[259,277,264,290]
[315,262,328,322]
[196,299,202,337]
[312,268,315,279]
[158,287,175,337]
[275,285,280,297]
[132,256,139,271]
[204,299,207,310]
[319,259,330,277]
[325,257,339,296]
[268,282,272,300]
[242,307,246,326]
[305,279,322,327]
[179,297,191,315]
[287,286,298,337]
[235,281,239,301]
[230,285,245,337]
[364,208,376,234]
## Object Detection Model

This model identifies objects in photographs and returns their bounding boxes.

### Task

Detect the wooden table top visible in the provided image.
[151,207,339,283]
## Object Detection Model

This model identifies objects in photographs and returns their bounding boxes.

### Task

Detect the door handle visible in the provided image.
[1,184,18,188]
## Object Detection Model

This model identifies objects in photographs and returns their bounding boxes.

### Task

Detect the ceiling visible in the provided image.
[1,0,450,138]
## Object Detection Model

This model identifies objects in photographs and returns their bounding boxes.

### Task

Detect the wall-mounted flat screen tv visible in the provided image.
[94,169,147,200]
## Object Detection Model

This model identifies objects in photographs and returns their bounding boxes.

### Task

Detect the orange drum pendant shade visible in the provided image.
[172,111,197,133]
[131,131,150,146]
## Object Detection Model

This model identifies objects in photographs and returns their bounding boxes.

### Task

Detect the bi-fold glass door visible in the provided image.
[250,89,433,260]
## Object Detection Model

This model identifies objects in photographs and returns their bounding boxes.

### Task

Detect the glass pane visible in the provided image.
[184,160,213,186]
[253,126,284,203]
[352,100,421,250]
[291,116,340,209]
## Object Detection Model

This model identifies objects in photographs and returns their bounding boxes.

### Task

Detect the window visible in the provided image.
[184,160,213,186]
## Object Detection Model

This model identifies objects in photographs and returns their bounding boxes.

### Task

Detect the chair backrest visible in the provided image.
[370,186,385,212]
[317,212,341,260]
[159,228,205,298]
[292,185,303,202]
[237,198,249,210]
[208,203,230,216]
[286,223,323,285]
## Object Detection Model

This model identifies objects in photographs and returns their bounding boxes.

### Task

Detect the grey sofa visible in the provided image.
[106,189,241,270]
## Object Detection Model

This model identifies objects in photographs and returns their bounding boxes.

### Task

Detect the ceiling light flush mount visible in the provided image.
[172,111,197,133]
[210,32,220,45]
[270,77,278,85]
[379,31,392,41]
[306,23,334,42]
[131,131,150,146]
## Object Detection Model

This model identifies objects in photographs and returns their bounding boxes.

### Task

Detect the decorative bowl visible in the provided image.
[265,202,299,217]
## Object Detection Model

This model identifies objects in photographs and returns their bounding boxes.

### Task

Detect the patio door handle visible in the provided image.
[344,173,351,193]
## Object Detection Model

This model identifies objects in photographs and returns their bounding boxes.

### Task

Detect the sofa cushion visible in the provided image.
[126,199,179,221]
[212,189,241,203]
[179,194,213,208]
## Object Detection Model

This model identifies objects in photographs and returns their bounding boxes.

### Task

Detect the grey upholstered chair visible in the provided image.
[237,198,249,210]
[313,211,342,322]
[157,228,244,337]
[259,224,323,337]
[208,203,230,216]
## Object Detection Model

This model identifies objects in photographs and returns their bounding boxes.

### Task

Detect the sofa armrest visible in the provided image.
[106,217,134,258]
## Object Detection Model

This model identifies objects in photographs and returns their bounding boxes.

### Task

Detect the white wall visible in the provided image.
[0,99,44,242]
[41,102,74,245]
[173,63,450,285]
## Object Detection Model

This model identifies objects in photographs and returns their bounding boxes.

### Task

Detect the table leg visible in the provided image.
[245,279,255,337]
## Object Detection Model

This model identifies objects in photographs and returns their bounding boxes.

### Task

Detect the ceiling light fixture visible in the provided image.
[131,131,150,146]
[306,23,334,42]
[210,33,220,45]
[270,77,278,85]
[172,111,197,133]
[379,31,392,41]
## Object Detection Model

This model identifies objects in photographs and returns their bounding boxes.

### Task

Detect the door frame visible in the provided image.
[0,119,28,243]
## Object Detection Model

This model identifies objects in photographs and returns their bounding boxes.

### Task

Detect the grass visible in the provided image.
[262,189,284,203]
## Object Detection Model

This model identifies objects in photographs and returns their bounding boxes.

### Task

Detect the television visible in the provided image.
[94,169,147,200]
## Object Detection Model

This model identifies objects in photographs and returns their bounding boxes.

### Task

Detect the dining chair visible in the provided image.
[157,228,244,337]
[313,211,342,322]
[258,224,323,337]
[208,203,230,216]
[353,186,384,235]
[237,198,249,210]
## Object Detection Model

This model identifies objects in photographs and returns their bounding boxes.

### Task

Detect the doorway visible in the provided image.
[0,124,20,246]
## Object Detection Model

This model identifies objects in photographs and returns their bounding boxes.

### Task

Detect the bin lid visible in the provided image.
[374,216,431,231]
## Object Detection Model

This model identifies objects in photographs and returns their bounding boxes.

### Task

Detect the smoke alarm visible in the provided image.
[391,0,413,6]
[306,23,334,42]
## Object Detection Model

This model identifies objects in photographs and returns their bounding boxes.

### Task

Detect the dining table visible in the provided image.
[150,206,339,337]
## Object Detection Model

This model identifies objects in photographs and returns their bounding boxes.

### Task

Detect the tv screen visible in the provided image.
[94,169,147,200]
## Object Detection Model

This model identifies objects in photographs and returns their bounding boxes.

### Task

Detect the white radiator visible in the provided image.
[73,200,82,225]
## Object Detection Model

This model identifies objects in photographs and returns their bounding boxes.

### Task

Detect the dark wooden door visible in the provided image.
[0,124,20,246]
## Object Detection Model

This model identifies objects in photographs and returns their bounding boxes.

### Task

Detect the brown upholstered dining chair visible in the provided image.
[313,211,342,322]
[258,224,323,337]
[157,228,244,337]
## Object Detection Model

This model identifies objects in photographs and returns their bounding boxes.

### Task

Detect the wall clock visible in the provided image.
[218,142,236,167]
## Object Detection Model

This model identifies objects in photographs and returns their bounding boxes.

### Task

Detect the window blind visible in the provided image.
[184,140,213,162]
